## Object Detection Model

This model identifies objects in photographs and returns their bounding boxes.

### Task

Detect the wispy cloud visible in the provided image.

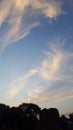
[7,38,73,104]
[39,46,62,81]
[27,87,48,103]
[27,39,73,104]
[0,0,63,51]
[30,0,63,18]
[27,86,73,104]
[7,69,38,98]
[39,39,73,82]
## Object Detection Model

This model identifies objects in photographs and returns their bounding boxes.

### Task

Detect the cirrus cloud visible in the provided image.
[7,39,73,105]
[27,86,73,104]
[7,69,38,98]
[0,0,64,51]
[27,39,73,104]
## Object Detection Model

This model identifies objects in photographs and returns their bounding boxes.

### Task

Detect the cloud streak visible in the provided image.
[27,87,73,104]
[7,69,38,98]
[39,47,62,81]
[27,39,73,104]
[7,38,73,105]
[39,40,73,82]
[0,0,63,51]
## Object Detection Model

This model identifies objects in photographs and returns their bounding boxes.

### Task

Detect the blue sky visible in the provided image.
[0,0,73,114]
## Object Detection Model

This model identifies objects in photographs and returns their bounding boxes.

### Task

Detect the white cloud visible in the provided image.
[38,41,63,81]
[38,40,73,82]
[2,22,39,50]
[7,38,73,104]
[0,0,63,51]
[7,69,38,98]
[39,51,62,80]
[30,0,63,18]
[0,0,12,26]
[27,86,73,104]
[27,87,48,103]
[27,39,73,104]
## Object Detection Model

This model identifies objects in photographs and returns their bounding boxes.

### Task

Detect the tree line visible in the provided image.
[0,103,73,130]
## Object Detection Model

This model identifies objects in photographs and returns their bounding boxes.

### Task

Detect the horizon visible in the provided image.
[0,102,73,116]
[0,0,73,114]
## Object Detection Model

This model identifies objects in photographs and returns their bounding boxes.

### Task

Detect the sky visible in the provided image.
[0,0,73,114]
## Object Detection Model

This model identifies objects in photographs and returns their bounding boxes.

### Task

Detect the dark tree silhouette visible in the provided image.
[19,103,41,118]
[0,103,73,130]
[69,113,73,122]
[37,108,63,130]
